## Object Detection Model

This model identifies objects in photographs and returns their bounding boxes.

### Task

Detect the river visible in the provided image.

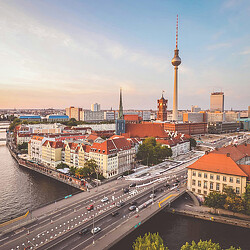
[0,129,79,224]
[110,210,250,250]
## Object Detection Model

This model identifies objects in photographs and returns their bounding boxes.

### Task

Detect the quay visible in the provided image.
[6,140,84,190]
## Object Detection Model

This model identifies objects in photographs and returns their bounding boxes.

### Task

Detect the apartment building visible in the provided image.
[41,140,64,168]
[89,135,136,178]
[187,144,250,196]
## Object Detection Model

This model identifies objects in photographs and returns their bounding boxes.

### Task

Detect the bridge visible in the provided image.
[0,160,191,250]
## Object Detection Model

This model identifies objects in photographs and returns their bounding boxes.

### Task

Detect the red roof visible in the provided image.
[239,165,250,180]
[188,153,248,177]
[91,135,132,155]
[124,114,141,121]
[123,123,168,138]
[211,144,249,162]
[43,140,64,148]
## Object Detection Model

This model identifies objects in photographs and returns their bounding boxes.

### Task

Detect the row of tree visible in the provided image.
[204,185,250,215]
[133,233,240,249]
[56,159,104,180]
[136,137,172,165]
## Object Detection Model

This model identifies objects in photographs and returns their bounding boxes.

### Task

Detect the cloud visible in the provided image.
[239,48,250,55]
[206,43,231,50]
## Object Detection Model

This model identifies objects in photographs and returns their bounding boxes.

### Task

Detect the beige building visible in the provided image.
[41,140,64,168]
[187,144,250,197]
[66,106,82,121]
[210,92,224,112]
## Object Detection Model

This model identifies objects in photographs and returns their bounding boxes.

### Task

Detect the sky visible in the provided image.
[0,0,249,110]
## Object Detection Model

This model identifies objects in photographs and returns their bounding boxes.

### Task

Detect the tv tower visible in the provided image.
[171,15,181,121]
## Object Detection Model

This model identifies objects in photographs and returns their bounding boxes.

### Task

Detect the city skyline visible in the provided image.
[0,0,249,110]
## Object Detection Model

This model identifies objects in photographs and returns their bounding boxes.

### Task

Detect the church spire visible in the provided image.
[118,87,123,119]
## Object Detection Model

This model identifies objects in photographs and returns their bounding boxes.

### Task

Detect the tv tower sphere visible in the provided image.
[171,50,181,66]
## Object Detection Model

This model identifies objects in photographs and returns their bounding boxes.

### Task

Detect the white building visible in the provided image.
[91,103,101,112]
[80,110,104,122]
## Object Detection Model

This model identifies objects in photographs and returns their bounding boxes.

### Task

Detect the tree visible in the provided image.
[204,191,226,213]
[243,184,250,215]
[9,118,21,131]
[56,163,69,170]
[180,239,240,250]
[224,196,244,213]
[69,166,77,175]
[136,137,172,166]
[189,138,197,149]
[132,232,168,250]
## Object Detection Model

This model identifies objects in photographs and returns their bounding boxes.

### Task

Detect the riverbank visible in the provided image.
[6,139,84,190]
[170,192,250,229]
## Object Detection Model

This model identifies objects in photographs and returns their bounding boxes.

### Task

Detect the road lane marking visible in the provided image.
[158,194,178,208]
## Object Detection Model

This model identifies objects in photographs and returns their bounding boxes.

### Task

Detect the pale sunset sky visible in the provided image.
[0,0,249,110]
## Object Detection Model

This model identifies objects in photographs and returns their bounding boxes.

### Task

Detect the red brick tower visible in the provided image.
[157,94,168,121]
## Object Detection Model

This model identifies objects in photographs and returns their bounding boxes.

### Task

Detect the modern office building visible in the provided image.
[91,103,101,112]
[191,105,201,112]
[210,92,224,112]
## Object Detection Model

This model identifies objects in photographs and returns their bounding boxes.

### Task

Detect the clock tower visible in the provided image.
[157,93,168,121]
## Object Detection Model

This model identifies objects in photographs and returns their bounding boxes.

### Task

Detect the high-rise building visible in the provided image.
[115,88,125,135]
[65,106,82,121]
[191,105,201,112]
[157,93,168,121]
[210,92,224,112]
[91,103,101,112]
[172,15,182,121]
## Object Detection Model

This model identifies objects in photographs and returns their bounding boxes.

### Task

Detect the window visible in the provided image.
[204,173,207,178]
[192,180,196,186]
[192,188,195,192]
[198,172,202,177]
[216,175,220,181]
[236,178,240,184]
[198,189,201,194]
[210,182,213,190]
[204,181,207,189]
[216,183,220,191]
[204,190,207,195]
[198,181,201,187]
[193,171,196,176]
[223,176,227,182]
[210,174,214,180]
[236,187,240,194]
[229,177,233,183]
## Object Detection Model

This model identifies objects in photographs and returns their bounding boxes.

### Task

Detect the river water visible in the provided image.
[0,128,249,249]
[110,210,250,250]
[0,130,79,224]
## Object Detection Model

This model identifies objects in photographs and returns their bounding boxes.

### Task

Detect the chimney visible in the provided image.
[226,153,230,157]
[205,151,209,155]
[215,147,218,151]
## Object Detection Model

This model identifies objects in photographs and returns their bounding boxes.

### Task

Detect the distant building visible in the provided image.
[115,88,126,135]
[183,112,204,123]
[191,105,201,112]
[19,115,41,121]
[206,112,224,123]
[163,122,207,135]
[91,103,101,112]
[210,92,224,112]
[47,115,69,122]
[65,107,82,121]
[104,111,115,121]
[80,110,104,122]
[157,94,168,121]
[248,106,250,118]
[208,122,240,134]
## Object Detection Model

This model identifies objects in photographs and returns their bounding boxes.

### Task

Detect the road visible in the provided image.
[0,162,188,250]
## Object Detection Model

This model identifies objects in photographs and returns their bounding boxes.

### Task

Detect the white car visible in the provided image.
[91,227,101,234]
[101,197,109,202]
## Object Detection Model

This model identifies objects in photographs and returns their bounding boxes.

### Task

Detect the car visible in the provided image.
[117,176,123,180]
[130,201,137,206]
[123,188,129,193]
[164,183,170,188]
[111,211,119,216]
[79,228,89,235]
[129,183,136,187]
[149,194,156,198]
[87,204,94,211]
[91,227,101,234]
[128,205,136,211]
[117,201,125,207]
[101,197,109,202]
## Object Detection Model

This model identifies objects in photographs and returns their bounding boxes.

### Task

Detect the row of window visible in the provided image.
[192,180,240,194]
[192,171,240,183]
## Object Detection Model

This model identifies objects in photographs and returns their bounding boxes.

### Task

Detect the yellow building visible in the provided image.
[187,152,249,196]
[41,140,64,168]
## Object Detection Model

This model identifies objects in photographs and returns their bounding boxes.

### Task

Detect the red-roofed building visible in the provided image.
[89,135,138,178]
[123,114,142,124]
[187,148,250,197]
